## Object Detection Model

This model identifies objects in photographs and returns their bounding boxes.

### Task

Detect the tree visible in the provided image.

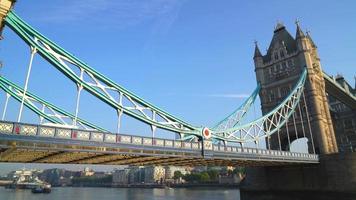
[199,172,210,182]
[233,167,246,175]
[173,171,183,180]
[207,170,219,181]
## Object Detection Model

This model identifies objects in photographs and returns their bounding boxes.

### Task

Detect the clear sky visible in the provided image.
[0,0,355,174]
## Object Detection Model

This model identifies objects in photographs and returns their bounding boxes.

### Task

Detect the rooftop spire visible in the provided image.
[295,19,305,39]
[274,20,285,33]
[253,40,262,58]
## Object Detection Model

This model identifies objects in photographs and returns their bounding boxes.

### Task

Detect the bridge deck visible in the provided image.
[0,121,319,166]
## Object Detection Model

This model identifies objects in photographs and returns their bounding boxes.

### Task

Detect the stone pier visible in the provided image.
[241,152,356,193]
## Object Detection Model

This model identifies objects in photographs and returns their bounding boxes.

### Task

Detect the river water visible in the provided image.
[0,187,240,200]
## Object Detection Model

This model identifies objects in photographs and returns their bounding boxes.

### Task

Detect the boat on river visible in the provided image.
[31,184,52,193]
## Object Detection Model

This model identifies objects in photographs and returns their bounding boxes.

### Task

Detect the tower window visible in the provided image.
[287,59,294,67]
[280,86,290,97]
[274,52,279,60]
[279,50,285,58]
[344,120,353,129]
[269,91,275,102]
[282,62,287,69]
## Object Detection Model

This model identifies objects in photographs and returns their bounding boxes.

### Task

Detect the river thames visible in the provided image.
[0,187,241,200]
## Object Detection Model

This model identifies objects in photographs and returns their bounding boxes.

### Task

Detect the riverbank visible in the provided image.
[38,182,240,189]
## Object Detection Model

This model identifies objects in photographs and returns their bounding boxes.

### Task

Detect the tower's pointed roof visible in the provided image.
[295,20,305,39]
[253,41,262,58]
[263,22,297,62]
[274,22,285,33]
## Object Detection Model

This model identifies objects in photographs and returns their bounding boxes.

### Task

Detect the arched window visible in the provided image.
[279,49,285,58]
[287,59,294,67]
[282,62,287,69]
[274,52,279,60]
[280,85,290,97]
[269,91,275,102]
[274,64,279,72]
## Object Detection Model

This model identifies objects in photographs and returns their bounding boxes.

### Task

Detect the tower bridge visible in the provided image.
[0,1,356,192]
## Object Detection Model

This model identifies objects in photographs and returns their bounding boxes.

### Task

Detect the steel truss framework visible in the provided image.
[213,84,260,131]
[5,11,200,136]
[3,11,308,145]
[212,69,307,144]
[0,76,108,132]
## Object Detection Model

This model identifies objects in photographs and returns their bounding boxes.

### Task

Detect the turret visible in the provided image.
[253,41,263,66]
[253,41,264,84]
[295,20,309,51]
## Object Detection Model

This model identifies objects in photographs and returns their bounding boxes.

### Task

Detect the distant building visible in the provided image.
[112,169,130,185]
[82,167,95,176]
[144,166,165,184]
[7,169,42,182]
[128,166,145,184]
[164,166,190,180]
[39,168,80,186]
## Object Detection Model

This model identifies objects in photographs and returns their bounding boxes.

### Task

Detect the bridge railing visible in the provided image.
[0,121,318,162]
[0,121,202,150]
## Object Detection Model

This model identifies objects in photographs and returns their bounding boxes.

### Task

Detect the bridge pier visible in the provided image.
[240,152,356,194]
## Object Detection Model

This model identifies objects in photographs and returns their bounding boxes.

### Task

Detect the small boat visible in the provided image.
[31,184,51,194]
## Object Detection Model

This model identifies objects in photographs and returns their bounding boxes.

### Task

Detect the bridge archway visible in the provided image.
[268,128,316,154]
[290,137,309,153]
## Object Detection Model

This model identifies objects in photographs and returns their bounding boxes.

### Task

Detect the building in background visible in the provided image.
[144,166,165,184]
[39,168,81,186]
[164,166,191,183]
[112,168,130,185]
[82,167,95,177]
[128,166,145,184]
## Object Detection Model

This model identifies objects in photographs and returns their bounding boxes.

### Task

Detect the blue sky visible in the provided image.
[0,0,355,174]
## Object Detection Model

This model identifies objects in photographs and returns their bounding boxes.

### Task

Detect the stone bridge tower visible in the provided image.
[253,22,338,154]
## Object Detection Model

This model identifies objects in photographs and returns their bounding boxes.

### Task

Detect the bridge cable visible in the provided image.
[1,92,10,120]
[303,91,316,154]
[0,76,108,132]
[298,103,307,139]
[292,112,299,140]
[277,129,282,151]
[73,70,84,126]
[17,46,37,122]
[286,117,291,151]
[5,11,200,136]
[39,104,45,124]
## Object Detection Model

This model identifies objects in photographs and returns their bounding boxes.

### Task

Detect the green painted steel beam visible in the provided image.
[5,11,202,136]
[0,76,108,132]
[212,84,260,131]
